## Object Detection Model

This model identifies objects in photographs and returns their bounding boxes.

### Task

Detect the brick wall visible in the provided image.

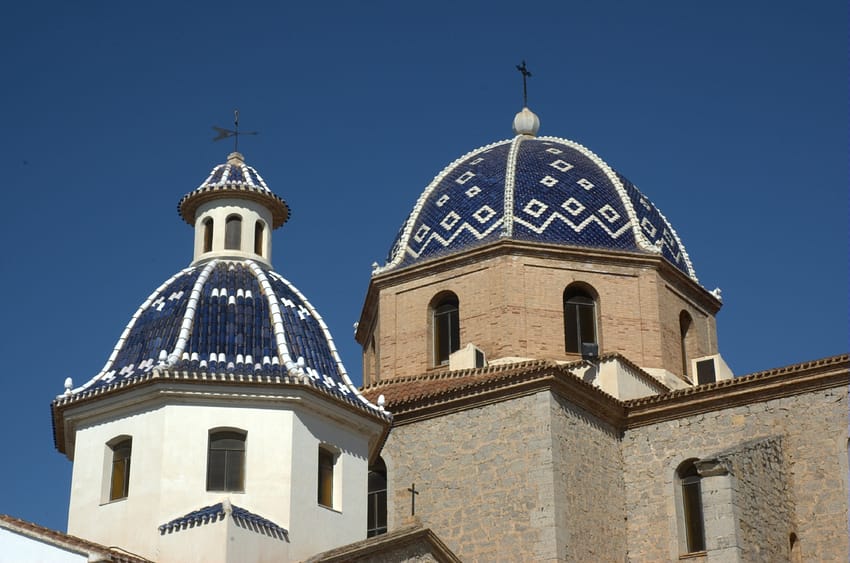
[366,245,718,382]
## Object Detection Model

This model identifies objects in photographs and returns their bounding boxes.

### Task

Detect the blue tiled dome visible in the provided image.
[178,152,290,228]
[72,260,363,405]
[379,135,698,281]
[63,152,378,414]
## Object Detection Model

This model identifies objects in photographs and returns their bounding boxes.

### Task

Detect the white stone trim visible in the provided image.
[74,266,197,395]
[246,261,297,373]
[167,260,219,364]
[501,135,526,237]
[650,204,698,282]
[264,270,380,411]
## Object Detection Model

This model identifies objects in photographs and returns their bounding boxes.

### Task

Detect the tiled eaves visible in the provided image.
[305,523,461,563]
[158,502,289,541]
[361,354,848,432]
[362,352,665,410]
[623,353,849,429]
[0,514,152,563]
[362,359,626,428]
[52,367,392,454]
[177,185,290,228]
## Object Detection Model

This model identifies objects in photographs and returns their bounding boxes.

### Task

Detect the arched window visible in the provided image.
[108,437,132,501]
[207,430,246,492]
[203,217,214,253]
[318,445,338,508]
[432,292,459,366]
[676,460,706,554]
[680,311,693,378]
[367,457,388,537]
[254,220,265,256]
[564,285,597,354]
[224,215,242,250]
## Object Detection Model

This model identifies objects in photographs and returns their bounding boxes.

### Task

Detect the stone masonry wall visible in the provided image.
[550,393,626,561]
[382,390,627,562]
[382,392,560,561]
[623,386,849,561]
[719,437,792,561]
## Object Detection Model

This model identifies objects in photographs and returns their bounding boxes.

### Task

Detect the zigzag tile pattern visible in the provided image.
[381,137,696,281]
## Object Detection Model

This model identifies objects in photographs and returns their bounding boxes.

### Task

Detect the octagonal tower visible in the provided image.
[52,151,390,563]
[357,108,730,392]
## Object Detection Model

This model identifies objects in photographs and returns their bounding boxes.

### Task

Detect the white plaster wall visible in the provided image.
[572,359,662,400]
[67,399,296,561]
[0,528,87,563]
[67,403,166,556]
[192,198,274,265]
[287,406,371,561]
[156,516,289,563]
[64,387,378,563]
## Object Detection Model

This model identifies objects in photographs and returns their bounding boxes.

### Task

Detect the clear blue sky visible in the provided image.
[1,1,846,532]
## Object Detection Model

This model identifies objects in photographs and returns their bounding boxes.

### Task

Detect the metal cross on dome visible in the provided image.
[212,109,259,152]
[516,60,532,107]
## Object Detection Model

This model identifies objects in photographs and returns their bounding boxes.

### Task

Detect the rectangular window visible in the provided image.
[207,430,246,492]
[682,476,706,552]
[696,359,717,385]
[318,447,336,508]
[109,439,132,501]
[367,461,388,536]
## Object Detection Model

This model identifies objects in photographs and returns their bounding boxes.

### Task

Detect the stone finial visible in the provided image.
[63,377,73,396]
[513,107,540,136]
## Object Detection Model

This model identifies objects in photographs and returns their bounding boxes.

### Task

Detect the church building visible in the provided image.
[4,100,845,562]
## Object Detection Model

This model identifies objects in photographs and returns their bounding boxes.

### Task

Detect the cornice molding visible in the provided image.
[370,355,849,433]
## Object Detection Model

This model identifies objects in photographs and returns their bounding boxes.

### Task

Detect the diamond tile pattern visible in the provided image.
[382,137,695,280]
[387,142,512,265]
[617,172,689,272]
[512,141,634,250]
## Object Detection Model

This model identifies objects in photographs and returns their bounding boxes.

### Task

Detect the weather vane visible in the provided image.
[516,61,532,107]
[212,110,258,153]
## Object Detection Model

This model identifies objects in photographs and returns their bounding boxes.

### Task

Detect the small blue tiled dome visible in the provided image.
[379,133,698,281]
[64,152,378,414]
[178,152,290,228]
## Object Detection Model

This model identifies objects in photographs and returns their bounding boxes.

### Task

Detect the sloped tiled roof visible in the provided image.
[158,502,288,541]
[305,523,460,563]
[362,354,849,428]
[0,514,152,562]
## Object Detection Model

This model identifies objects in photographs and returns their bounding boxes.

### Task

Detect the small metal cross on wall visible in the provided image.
[212,109,259,153]
[516,60,532,107]
[407,483,420,516]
